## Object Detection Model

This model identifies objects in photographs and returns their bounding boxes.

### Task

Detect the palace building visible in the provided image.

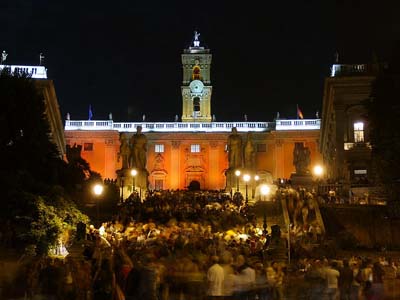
[64,34,322,197]
[0,63,65,157]
[320,63,385,185]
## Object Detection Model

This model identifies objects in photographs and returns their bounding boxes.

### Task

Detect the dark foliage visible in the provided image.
[365,42,400,207]
[0,70,89,255]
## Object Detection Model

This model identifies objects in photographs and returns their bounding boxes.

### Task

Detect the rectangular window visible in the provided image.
[155,179,163,190]
[155,144,164,153]
[354,169,367,175]
[83,143,93,151]
[191,144,201,153]
[257,144,267,152]
[354,122,364,142]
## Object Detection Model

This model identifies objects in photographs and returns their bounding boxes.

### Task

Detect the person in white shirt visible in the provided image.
[323,261,340,300]
[207,255,225,299]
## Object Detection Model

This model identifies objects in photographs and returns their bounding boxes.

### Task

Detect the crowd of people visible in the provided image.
[2,188,400,300]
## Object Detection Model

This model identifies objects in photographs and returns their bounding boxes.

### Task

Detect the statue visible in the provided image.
[1,50,8,64]
[227,127,242,170]
[130,126,147,170]
[109,112,113,120]
[194,31,200,41]
[39,53,45,66]
[193,31,200,47]
[293,142,311,175]
[118,133,130,169]
[244,132,256,170]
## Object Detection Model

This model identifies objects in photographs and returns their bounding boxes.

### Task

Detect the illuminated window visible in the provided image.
[155,144,164,153]
[354,122,364,142]
[83,143,93,151]
[191,144,201,153]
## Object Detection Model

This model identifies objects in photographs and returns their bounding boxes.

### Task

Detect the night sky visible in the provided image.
[1,1,399,122]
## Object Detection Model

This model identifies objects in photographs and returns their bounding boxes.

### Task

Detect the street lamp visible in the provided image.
[131,169,137,194]
[235,170,241,192]
[313,165,324,177]
[253,175,260,199]
[260,184,271,236]
[243,174,251,202]
[93,183,104,226]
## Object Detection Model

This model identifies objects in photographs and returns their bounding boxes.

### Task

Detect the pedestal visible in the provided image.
[290,173,313,187]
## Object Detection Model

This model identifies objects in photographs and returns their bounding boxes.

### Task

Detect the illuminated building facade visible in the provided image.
[65,36,322,194]
[320,63,383,184]
[0,64,65,157]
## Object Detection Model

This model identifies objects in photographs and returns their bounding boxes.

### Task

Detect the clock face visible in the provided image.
[189,80,204,93]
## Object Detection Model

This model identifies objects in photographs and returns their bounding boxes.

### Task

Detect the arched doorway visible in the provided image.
[188,180,201,191]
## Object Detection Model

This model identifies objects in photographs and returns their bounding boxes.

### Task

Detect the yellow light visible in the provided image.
[235,170,241,177]
[93,184,103,196]
[243,174,250,182]
[131,169,138,176]
[261,184,270,196]
[254,175,260,181]
[313,165,324,177]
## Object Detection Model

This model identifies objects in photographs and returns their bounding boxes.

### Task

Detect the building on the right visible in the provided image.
[320,63,384,186]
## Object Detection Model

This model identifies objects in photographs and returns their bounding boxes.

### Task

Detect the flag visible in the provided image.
[88,105,93,120]
[297,104,304,119]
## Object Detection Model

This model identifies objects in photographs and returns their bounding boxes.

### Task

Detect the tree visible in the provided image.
[366,43,400,210]
[0,70,90,255]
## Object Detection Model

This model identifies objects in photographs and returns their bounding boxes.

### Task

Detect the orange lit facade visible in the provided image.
[65,128,321,191]
[64,36,322,191]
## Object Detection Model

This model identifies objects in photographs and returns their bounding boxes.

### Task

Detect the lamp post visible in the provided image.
[93,183,104,226]
[131,169,137,194]
[260,184,270,236]
[120,176,125,202]
[313,165,324,195]
[243,174,250,202]
[235,170,241,192]
[253,175,260,199]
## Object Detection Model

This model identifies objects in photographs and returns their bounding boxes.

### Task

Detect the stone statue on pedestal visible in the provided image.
[244,132,256,171]
[129,126,149,191]
[118,133,130,170]
[130,126,147,170]
[227,127,243,170]
[293,142,311,175]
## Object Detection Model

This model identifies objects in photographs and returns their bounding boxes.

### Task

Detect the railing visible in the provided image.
[275,119,320,131]
[344,142,372,150]
[0,64,47,79]
[65,120,274,132]
[65,119,321,132]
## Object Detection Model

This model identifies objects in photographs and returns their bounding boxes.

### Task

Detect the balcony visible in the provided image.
[65,119,321,133]
[344,142,371,151]
[275,119,320,130]
[0,64,47,79]
[65,120,273,133]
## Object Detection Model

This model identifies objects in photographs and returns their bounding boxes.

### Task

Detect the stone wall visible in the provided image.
[320,205,400,249]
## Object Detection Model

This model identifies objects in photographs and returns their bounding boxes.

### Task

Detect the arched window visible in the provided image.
[193,97,200,112]
[192,65,201,80]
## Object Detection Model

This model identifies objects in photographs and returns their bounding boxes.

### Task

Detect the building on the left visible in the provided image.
[0,63,65,157]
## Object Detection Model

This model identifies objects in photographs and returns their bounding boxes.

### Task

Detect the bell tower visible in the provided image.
[181,31,212,122]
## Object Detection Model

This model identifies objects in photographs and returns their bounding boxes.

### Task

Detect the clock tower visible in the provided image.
[181,31,212,122]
